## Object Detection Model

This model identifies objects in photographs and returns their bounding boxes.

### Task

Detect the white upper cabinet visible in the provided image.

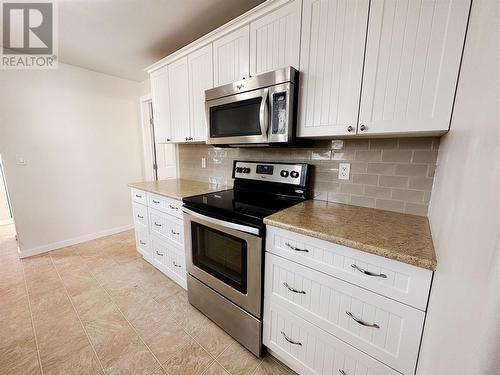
[188,44,213,142]
[213,25,250,86]
[167,57,190,143]
[297,0,370,137]
[249,0,302,75]
[358,0,471,136]
[150,67,171,143]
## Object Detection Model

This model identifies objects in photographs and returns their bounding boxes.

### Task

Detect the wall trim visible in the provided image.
[0,218,14,226]
[17,224,134,259]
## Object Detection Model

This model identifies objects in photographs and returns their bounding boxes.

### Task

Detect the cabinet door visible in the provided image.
[213,25,250,86]
[249,0,301,75]
[297,0,369,137]
[150,67,172,143]
[188,44,213,142]
[358,0,471,135]
[168,57,191,142]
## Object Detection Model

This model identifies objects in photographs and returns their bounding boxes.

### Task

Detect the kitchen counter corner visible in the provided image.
[128,179,228,200]
[263,200,436,271]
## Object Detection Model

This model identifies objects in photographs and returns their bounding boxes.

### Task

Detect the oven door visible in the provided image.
[206,88,269,145]
[183,208,262,317]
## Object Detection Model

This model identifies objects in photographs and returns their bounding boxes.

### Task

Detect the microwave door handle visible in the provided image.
[259,88,269,137]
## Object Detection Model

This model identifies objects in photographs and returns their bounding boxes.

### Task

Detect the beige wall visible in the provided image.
[0,63,143,254]
[417,0,500,373]
[178,137,439,216]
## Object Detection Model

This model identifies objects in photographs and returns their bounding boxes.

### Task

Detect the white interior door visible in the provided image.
[155,144,177,180]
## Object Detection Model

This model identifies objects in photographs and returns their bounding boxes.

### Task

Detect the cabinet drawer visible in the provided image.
[151,235,187,289]
[135,229,151,260]
[264,300,400,375]
[132,202,148,229]
[149,208,184,246]
[148,193,183,218]
[265,253,423,374]
[266,226,432,310]
[131,188,147,205]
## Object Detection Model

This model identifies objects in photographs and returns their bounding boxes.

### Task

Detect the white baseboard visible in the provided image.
[18,224,134,259]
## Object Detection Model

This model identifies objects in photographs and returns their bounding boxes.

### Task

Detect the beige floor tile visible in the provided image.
[94,331,159,375]
[42,344,103,375]
[162,340,214,375]
[0,337,41,375]
[149,366,167,375]
[141,320,191,363]
[254,355,295,375]
[84,307,132,348]
[203,362,230,375]
[193,319,235,358]
[217,342,262,375]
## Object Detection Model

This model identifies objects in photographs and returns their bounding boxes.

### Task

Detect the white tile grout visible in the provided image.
[20,261,44,375]
[48,254,108,375]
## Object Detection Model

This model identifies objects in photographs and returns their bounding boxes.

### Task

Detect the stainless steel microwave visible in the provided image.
[205,67,298,146]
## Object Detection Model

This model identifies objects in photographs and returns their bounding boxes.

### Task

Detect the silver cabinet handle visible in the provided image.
[137,214,144,219]
[347,126,354,132]
[169,205,178,210]
[346,311,380,328]
[139,240,146,245]
[170,229,180,235]
[154,222,161,227]
[135,194,142,198]
[351,264,387,278]
[360,124,367,131]
[155,250,164,256]
[339,370,347,375]
[283,282,306,294]
[166,138,171,142]
[152,199,160,204]
[172,261,182,268]
[285,242,309,253]
[281,331,302,346]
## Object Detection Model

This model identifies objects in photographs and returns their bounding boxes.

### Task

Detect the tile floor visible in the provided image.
[0,224,295,375]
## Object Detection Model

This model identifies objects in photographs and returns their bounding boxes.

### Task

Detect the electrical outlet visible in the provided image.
[338,163,350,180]
[201,157,206,169]
[15,154,27,166]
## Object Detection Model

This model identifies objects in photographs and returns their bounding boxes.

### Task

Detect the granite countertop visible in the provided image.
[128,179,228,200]
[263,200,436,270]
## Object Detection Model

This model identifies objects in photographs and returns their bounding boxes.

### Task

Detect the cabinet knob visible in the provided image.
[360,125,367,132]
[166,138,171,142]
[347,126,354,132]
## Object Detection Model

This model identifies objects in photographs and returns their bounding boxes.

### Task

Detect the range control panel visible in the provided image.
[233,161,307,186]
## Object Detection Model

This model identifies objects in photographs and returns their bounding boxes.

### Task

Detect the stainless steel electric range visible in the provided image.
[182,160,311,356]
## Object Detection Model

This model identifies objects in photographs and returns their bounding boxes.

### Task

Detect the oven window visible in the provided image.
[191,222,247,294]
[210,97,262,138]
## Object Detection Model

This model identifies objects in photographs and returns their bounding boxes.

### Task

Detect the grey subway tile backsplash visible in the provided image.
[178,137,440,216]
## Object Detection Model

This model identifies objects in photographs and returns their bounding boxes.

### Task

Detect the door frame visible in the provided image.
[139,94,157,181]
[0,154,14,226]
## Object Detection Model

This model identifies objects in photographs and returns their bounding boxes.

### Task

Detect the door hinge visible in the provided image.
[153,164,158,170]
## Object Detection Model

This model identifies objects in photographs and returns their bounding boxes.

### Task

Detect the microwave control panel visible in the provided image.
[271,91,287,135]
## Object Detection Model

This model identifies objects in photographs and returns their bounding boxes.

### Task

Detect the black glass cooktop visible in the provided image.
[183,189,304,229]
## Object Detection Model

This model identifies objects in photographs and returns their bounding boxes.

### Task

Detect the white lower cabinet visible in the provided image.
[264,226,433,375]
[130,188,187,290]
[264,301,400,375]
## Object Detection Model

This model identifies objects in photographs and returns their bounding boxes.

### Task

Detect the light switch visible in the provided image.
[15,154,27,166]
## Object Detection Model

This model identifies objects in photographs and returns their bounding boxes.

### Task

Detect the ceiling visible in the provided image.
[57,0,265,82]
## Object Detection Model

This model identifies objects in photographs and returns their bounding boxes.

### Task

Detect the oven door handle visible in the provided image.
[182,207,260,236]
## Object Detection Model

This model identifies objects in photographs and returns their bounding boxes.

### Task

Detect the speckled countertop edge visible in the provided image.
[264,201,437,271]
